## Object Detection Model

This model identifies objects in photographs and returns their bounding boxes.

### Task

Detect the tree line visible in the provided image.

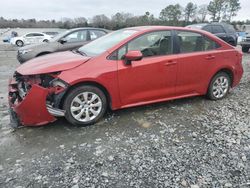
[0,0,245,30]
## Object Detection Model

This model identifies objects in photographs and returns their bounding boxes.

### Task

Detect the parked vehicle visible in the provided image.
[9,26,243,127]
[2,31,18,43]
[10,32,51,47]
[186,23,238,46]
[3,36,10,43]
[239,33,250,53]
[17,28,109,63]
[42,31,59,38]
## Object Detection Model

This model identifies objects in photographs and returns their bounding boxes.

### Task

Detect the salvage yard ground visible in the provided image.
[0,44,249,187]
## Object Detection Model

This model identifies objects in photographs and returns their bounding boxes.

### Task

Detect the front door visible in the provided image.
[58,30,89,51]
[117,30,178,106]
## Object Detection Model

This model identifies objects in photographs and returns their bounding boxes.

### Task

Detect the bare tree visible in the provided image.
[160,4,182,25]
[226,0,241,22]
[207,0,226,21]
[184,2,197,23]
[196,4,208,22]
[74,17,88,27]
[91,14,110,29]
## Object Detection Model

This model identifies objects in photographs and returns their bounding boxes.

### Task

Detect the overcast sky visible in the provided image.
[0,0,249,21]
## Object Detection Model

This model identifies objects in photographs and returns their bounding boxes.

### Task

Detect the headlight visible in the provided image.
[19,49,33,55]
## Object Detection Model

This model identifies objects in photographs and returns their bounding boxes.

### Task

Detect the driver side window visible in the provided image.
[117,31,172,59]
[64,30,87,43]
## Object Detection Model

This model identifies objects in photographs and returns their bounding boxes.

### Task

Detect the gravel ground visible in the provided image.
[0,44,249,188]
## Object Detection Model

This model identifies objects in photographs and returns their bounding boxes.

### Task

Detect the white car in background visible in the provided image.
[10,32,52,47]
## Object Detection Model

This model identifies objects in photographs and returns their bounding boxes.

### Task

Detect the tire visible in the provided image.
[43,39,49,43]
[242,46,249,53]
[207,72,231,100]
[16,40,24,47]
[63,85,107,126]
[228,41,236,46]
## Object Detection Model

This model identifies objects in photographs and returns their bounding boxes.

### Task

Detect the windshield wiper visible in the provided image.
[72,49,87,56]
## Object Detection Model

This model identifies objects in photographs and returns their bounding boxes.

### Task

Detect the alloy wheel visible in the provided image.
[70,92,102,122]
[212,76,229,99]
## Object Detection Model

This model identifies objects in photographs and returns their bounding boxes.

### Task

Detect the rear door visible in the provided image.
[174,30,222,95]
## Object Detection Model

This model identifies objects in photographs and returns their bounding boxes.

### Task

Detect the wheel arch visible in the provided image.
[36,51,51,57]
[208,68,234,90]
[215,68,234,86]
[60,81,112,110]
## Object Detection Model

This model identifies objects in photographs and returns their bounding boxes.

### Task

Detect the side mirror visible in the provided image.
[59,38,67,44]
[123,50,143,65]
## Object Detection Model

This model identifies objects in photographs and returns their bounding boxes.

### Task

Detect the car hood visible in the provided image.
[16,51,91,75]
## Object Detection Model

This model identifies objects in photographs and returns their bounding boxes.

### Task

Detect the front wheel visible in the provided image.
[63,85,107,126]
[16,40,24,47]
[207,72,231,100]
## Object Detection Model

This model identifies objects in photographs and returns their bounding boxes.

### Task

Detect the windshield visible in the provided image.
[78,29,138,56]
[50,30,70,42]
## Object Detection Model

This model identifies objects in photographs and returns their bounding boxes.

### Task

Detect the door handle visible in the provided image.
[165,60,177,66]
[205,55,215,60]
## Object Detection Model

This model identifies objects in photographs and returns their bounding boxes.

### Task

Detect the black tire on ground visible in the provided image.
[63,85,107,126]
[207,72,231,100]
[16,40,24,47]
[242,46,249,53]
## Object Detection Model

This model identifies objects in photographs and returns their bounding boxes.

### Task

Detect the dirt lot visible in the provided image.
[0,44,249,188]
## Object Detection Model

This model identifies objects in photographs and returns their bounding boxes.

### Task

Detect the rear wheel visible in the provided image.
[43,39,49,43]
[207,72,231,100]
[16,40,24,47]
[242,46,249,53]
[63,85,107,126]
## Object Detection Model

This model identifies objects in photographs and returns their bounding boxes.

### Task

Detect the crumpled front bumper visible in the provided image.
[8,78,64,127]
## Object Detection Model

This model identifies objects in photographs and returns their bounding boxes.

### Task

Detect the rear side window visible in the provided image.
[177,31,220,53]
[26,33,35,37]
[33,33,44,37]
[117,31,173,59]
[203,25,212,33]
[227,24,236,33]
[204,36,220,50]
[212,25,225,34]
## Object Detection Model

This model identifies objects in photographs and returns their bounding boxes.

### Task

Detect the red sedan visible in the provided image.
[9,26,243,127]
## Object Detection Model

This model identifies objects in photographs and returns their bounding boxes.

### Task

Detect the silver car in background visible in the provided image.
[17,27,109,63]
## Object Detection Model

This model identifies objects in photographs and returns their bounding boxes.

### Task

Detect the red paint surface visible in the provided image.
[10,84,56,126]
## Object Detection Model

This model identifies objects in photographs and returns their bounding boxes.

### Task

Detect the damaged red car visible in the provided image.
[9,26,243,127]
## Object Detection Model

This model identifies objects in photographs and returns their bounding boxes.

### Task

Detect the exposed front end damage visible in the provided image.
[8,72,69,127]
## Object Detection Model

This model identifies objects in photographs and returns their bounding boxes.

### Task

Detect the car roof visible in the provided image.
[68,27,110,32]
[121,25,209,33]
